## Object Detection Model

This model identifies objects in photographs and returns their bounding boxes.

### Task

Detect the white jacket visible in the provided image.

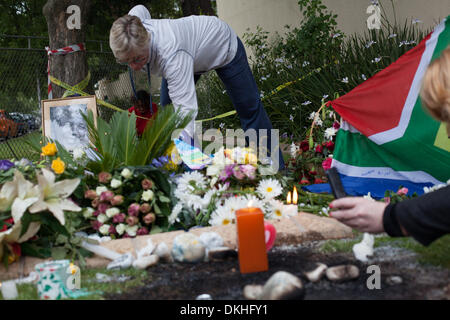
[129,5,238,139]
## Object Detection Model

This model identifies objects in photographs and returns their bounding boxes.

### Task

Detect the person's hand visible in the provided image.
[329,197,387,233]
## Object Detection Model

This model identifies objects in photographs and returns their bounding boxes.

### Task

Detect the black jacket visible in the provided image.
[383,185,450,246]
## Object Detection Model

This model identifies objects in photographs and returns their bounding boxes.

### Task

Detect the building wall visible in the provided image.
[217,0,450,42]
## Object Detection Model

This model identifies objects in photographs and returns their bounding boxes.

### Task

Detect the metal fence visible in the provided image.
[0,34,156,160]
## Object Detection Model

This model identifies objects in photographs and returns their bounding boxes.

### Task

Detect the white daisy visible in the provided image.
[341,77,349,83]
[176,171,207,193]
[256,179,283,200]
[209,204,236,226]
[223,196,247,216]
[266,200,297,219]
[290,142,299,158]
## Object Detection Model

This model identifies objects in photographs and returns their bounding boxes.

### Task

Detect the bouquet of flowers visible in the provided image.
[169,147,296,229]
[81,166,173,239]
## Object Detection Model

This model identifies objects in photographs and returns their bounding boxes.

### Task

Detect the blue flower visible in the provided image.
[0,159,15,171]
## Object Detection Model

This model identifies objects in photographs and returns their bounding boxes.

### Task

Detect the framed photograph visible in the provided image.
[41,95,97,151]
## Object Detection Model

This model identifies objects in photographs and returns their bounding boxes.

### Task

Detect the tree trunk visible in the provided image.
[43,0,91,99]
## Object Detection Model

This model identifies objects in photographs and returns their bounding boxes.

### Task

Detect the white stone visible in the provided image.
[155,242,173,263]
[352,233,374,262]
[1,281,18,300]
[326,265,360,282]
[171,233,206,263]
[243,284,263,300]
[196,294,213,300]
[107,253,134,270]
[137,239,156,259]
[259,271,304,300]
[387,276,403,285]
[199,232,224,249]
[304,263,328,282]
[132,255,159,270]
[95,273,113,283]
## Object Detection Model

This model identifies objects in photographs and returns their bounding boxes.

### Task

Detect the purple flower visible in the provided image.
[232,166,245,180]
[219,164,235,182]
[100,191,114,202]
[91,220,102,231]
[97,202,111,214]
[240,164,256,179]
[137,227,149,236]
[0,160,14,171]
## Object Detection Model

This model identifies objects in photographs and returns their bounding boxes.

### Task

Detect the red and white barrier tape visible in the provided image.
[45,43,85,99]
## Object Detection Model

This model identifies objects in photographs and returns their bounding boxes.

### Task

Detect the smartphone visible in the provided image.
[326,167,347,199]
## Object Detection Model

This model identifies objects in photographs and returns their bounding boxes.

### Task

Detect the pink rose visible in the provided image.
[397,187,408,196]
[137,227,149,236]
[97,202,111,214]
[91,220,102,231]
[91,197,100,208]
[110,195,124,206]
[143,213,156,225]
[112,213,126,224]
[100,191,114,202]
[141,179,154,190]
[98,172,112,184]
[128,203,140,217]
[126,216,139,226]
[322,158,332,171]
[84,189,97,200]
[139,203,151,214]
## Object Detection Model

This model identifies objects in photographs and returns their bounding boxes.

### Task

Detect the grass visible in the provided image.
[0,266,149,300]
[320,232,450,269]
[0,131,41,161]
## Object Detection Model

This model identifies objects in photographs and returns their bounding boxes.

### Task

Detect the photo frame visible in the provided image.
[41,95,97,151]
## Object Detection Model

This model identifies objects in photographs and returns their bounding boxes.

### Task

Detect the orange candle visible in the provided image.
[235,207,269,274]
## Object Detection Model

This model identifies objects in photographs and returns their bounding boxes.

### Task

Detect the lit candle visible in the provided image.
[235,206,269,274]
[0,280,18,300]
[293,186,298,205]
[286,191,292,204]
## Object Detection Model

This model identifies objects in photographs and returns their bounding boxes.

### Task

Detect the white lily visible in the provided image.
[0,178,19,212]
[28,168,81,226]
[0,221,41,261]
[10,170,40,222]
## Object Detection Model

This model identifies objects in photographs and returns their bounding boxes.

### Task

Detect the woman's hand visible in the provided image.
[329,197,388,233]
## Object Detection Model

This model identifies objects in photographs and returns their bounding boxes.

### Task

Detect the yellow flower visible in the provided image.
[41,142,57,156]
[164,143,181,171]
[51,157,65,174]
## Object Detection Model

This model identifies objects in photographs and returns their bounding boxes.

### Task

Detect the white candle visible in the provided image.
[1,280,18,300]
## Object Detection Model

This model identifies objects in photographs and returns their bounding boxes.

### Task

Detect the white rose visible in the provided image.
[105,207,120,218]
[141,190,154,201]
[116,223,126,236]
[125,225,139,237]
[110,178,122,189]
[99,224,110,235]
[82,207,95,218]
[97,214,108,223]
[121,168,132,179]
[96,186,108,196]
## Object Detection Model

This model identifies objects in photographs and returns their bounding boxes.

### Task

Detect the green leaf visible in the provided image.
[153,202,161,215]
[158,195,171,203]
[20,212,32,237]
[51,247,68,260]
[149,225,162,235]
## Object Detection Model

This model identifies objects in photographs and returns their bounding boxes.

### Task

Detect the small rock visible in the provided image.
[196,294,213,300]
[199,232,224,249]
[155,242,173,263]
[259,271,305,300]
[387,276,403,285]
[352,233,374,262]
[136,239,156,259]
[107,253,134,270]
[304,263,328,282]
[326,265,360,282]
[243,284,263,300]
[172,233,206,263]
[132,254,159,269]
[95,273,113,283]
[208,247,238,261]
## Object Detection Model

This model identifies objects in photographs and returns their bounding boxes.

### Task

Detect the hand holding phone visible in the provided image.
[326,167,347,199]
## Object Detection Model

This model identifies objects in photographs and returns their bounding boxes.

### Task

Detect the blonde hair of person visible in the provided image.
[421,46,450,132]
[109,15,149,62]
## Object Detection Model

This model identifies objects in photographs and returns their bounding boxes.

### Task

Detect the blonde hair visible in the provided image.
[421,46,450,123]
[109,15,149,61]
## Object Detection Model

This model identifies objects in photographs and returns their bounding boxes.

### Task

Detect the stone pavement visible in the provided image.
[0,213,353,281]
